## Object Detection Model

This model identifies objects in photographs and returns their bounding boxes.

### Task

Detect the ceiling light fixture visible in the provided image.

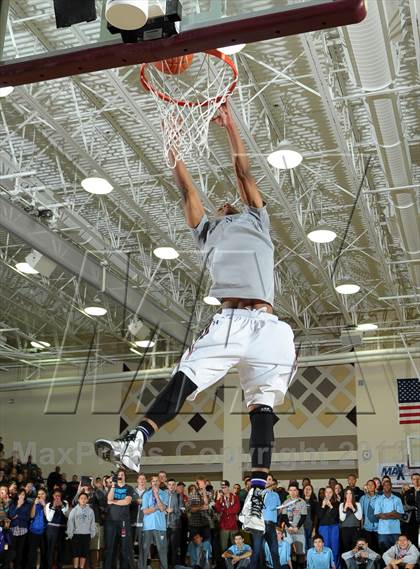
[81,177,113,195]
[218,44,246,55]
[335,278,360,295]
[356,322,378,331]
[307,225,337,244]
[267,140,303,169]
[31,340,51,349]
[83,306,107,316]
[134,340,156,348]
[204,296,221,306]
[15,262,40,275]
[0,86,14,97]
[153,247,179,260]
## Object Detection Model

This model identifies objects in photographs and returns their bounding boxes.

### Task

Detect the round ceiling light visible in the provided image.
[335,282,360,295]
[134,340,156,348]
[0,86,14,97]
[218,44,246,55]
[267,141,303,170]
[81,177,113,195]
[153,247,179,260]
[15,262,39,275]
[356,323,378,331]
[204,296,221,306]
[83,306,107,316]
[307,226,337,244]
[30,340,51,349]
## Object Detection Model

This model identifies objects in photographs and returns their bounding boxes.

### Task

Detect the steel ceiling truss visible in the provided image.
[0,0,418,372]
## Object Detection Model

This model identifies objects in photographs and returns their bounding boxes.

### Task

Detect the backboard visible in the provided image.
[0,0,366,87]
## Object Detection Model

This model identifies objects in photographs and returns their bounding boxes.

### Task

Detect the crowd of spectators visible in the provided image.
[0,450,419,569]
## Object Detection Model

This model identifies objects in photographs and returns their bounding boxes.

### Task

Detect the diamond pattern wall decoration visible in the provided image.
[188,412,207,433]
[302,393,322,413]
[302,367,321,383]
[289,378,306,399]
[317,377,335,398]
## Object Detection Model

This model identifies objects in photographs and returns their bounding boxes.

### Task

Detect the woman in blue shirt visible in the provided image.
[27,488,48,569]
[307,535,335,569]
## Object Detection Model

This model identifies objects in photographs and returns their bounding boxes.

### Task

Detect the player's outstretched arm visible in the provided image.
[169,150,205,228]
[214,102,263,208]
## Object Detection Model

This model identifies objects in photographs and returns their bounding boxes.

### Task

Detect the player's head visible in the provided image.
[215,202,240,218]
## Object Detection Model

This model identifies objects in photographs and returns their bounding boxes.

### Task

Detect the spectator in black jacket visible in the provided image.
[66,476,80,503]
[9,489,31,569]
[402,473,420,546]
[45,490,69,569]
[347,476,364,503]
[46,467,64,495]
[317,486,341,569]
[303,484,318,551]
[104,469,134,569]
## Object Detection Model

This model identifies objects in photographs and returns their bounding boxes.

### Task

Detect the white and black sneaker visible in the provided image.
[94,428,145,472]
[239,487,265,534]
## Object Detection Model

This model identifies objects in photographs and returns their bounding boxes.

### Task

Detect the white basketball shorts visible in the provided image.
[175,308,296,408]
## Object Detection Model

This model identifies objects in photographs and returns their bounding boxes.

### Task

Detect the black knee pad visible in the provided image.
[249,405,276,469]
[145,371,197,429]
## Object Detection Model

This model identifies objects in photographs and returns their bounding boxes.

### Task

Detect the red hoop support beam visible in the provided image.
[0,0,366,87]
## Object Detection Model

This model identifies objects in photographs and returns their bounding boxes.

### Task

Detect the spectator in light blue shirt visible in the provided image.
[222,534,252,569]
[360,480,379,551]
[141,476,169,569]
[264,487,281,523]
[307,535,335,569]
[187,532,212,569]
[374,480,404,554]
[264,527,292,569]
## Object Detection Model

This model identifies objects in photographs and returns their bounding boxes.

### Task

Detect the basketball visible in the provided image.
[153,54,194,75]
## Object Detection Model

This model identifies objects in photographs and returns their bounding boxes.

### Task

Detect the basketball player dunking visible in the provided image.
[95,102,296,533]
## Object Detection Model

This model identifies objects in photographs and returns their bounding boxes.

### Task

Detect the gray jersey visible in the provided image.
[192,205,274,304]
[284,498,307,533]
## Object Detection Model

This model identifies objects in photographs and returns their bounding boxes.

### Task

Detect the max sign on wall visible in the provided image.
[378,463,418,486]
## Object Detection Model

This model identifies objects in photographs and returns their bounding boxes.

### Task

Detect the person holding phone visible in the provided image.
[27,489,48,569]
[104,469,134,569]
[342,537,380,569]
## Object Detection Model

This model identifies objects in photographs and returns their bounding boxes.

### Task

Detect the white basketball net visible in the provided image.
[141,51,237,168]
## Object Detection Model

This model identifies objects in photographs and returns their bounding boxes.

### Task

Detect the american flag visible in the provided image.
[397,378,420,424]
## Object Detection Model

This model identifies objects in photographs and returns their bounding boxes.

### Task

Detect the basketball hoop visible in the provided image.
[140,50,238,167]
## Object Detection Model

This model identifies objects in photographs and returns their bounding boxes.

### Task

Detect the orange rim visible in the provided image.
[140,49,238,107]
